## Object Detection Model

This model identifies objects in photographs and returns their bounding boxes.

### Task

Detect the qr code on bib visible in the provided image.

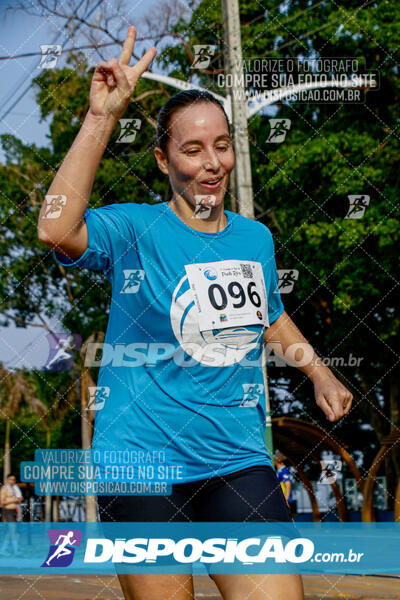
[240,263,253,278]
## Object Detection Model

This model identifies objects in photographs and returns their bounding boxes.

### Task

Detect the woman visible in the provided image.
[38,25,353,600]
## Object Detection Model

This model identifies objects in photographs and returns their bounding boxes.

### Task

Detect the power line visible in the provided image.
[0,0,87,117]
[0,0,104,122]
[0,41,116,61]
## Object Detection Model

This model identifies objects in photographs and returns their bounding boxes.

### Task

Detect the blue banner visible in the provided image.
[0,522,399,574]
[20,449,188,495]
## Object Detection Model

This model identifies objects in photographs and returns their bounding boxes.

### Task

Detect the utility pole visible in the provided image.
[221,0,254,219]
[221,0,274,458]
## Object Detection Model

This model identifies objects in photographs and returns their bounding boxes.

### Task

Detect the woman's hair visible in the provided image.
[156,89,231,155]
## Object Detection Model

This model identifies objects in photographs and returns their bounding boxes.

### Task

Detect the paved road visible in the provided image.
[0,574,399,599]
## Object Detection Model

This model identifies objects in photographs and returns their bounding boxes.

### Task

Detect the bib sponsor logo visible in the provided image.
[204,268,217,280]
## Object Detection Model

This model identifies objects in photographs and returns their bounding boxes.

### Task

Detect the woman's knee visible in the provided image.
[208,573,304,600]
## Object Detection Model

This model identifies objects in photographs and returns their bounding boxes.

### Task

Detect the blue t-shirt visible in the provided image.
[277,466,293,501]
[53,201,284,483]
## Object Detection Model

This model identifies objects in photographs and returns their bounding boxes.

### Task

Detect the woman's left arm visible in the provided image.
[264,310,353,422]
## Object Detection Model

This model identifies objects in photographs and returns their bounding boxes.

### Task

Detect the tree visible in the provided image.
[0,364,47,482]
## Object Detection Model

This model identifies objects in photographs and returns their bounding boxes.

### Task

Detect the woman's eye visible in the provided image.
[186,149,199,155]
[217,146,228,151]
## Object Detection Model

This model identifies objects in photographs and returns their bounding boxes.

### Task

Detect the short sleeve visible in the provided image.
[263,227,284,325]
[52,203,135,273]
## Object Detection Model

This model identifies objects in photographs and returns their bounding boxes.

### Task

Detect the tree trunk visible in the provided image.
[45,495,52,521]
[388,369,400,510]
[3,419,11,483]
[52,496,60,522]
[46,428,51,450]
[44,426,52,520]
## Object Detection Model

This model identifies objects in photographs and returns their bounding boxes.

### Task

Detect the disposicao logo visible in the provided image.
[83,536,314,564]
[42,529,82,567]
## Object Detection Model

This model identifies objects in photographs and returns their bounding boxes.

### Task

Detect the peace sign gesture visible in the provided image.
[89,26,157,121]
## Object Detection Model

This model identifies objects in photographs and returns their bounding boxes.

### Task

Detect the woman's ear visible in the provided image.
[154,146,169,175]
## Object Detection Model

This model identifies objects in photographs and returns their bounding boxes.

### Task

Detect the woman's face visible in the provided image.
[155,102,235,211]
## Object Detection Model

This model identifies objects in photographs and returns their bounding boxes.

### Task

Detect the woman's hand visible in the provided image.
[89,25,157,122]
[311,366,353,422]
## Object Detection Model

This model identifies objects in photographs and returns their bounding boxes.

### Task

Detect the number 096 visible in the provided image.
[207,281,261,310]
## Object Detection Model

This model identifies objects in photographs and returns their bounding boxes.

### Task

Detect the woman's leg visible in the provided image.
[194,466,304,600]
[117,573,195,600]
[210,573,304,600]
[97,486,197,600]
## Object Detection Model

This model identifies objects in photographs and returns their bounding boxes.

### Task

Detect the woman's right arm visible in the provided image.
[37,112,115,259]
[37,25,156,260]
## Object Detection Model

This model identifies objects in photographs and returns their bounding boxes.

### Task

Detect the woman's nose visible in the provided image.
[202,149,220,170]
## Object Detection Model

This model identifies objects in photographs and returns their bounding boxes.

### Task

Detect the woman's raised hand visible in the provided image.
[89,26,157,121]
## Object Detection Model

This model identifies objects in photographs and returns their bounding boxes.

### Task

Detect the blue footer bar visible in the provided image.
[0,522,399,574]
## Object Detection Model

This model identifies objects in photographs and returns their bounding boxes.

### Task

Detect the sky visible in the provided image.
[0,0,162,370]
[0,6,55,160]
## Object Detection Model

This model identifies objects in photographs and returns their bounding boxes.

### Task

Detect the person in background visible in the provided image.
[0,473,23,556]
[274,451,297,516]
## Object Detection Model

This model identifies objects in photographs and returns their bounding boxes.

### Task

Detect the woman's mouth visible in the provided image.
[199,176,224,192]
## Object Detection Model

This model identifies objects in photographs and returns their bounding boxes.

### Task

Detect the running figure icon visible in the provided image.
[45,531,77,566]
[46,335,75,368]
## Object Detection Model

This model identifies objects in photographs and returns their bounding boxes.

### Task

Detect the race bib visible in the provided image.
[185,260,269,332]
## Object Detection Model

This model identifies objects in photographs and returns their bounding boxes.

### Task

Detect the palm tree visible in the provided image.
[0,328,105,524]
[29,368,80,521]
[0,363,77,521]
[0,363,47,483]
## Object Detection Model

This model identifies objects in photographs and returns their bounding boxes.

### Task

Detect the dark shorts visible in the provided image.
[2,508,17,522]
[97,465,293,523]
